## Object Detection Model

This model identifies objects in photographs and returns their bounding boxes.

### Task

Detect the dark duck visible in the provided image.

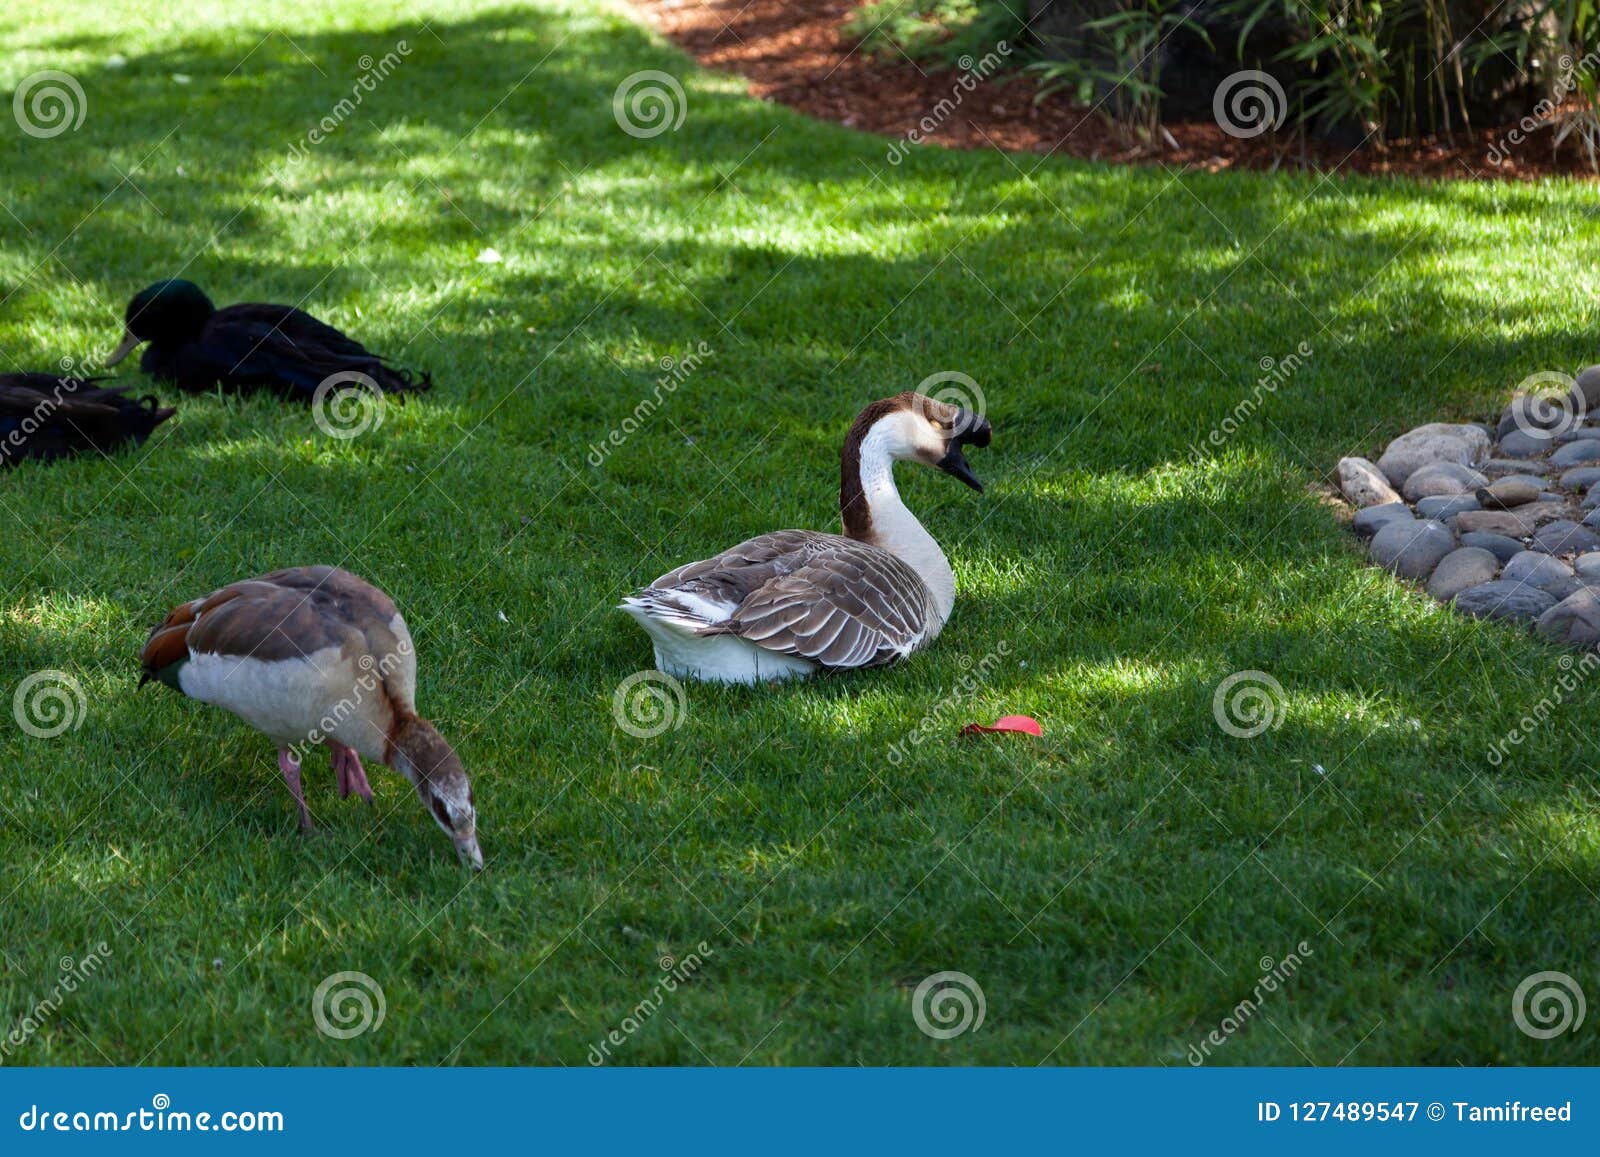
[0,373,174,466]
[107,280,430,399]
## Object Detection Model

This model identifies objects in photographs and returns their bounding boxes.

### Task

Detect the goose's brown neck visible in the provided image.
[839,397,906,540]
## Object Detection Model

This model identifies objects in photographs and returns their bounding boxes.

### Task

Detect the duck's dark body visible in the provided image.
[0,374,174,465]
[115,281,429,400]
[141,302,429,398]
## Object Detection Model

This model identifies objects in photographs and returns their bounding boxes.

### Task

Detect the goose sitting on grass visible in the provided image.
[621,392,992,684]
[139,566,481,869]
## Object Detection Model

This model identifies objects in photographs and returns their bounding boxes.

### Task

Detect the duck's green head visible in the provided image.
[107,279,216,365]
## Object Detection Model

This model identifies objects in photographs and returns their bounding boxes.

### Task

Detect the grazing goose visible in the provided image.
[107,279,430,399]
[0,373,174,465]
[139,566,481,869]
[621,392,992,683]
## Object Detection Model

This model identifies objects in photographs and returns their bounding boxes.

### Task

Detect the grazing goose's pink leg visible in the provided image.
[278,748,313,832]
[328,742,351,798]
[327,740,373,804]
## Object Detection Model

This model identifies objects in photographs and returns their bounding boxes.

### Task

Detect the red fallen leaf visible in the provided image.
[959,714,1042,738]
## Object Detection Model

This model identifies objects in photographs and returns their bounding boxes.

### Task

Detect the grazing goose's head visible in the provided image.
[841,391,992,538]
[108,279,216,365]
[390,715,483,870]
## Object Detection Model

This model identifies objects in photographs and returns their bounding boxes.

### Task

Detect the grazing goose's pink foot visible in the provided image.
[346,751,372,804]
[327,741,351,798]
[327,741,373,804]
[278,748,313,832]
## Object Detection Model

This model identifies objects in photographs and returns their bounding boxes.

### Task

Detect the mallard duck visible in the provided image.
[621,392,992,683]
[139,566,481,868]
[0,373,173,465]
[107,279,430,398]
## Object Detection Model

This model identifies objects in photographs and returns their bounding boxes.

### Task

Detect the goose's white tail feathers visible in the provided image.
[619,589,731,633]
[619,593,815,684]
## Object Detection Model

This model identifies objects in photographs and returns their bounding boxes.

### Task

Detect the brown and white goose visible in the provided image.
[139,566,482,868]
[621,392,992,684]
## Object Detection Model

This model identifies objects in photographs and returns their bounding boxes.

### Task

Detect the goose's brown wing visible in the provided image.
[648,529,820,605]
[647,531,933,669]
[139,566,408,687]
[720,540,934,668]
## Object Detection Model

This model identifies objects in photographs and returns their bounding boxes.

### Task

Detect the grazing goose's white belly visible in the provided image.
[178,647,391,757]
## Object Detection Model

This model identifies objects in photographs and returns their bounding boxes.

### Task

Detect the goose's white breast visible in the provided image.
[178,646,388,756]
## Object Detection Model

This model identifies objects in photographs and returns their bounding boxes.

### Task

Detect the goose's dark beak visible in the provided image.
[937,409,991,492]
[106,329,141,368]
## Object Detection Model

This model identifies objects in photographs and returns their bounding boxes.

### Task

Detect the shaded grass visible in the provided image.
[0,0,1598,1065]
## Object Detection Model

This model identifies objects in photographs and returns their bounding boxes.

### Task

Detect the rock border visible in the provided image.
[1338,367,1600,649]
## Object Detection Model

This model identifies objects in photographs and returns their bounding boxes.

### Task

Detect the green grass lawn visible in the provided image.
[3,0,1599,1066]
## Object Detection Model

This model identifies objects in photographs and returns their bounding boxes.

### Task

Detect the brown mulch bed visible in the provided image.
[627,0,1598,181]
